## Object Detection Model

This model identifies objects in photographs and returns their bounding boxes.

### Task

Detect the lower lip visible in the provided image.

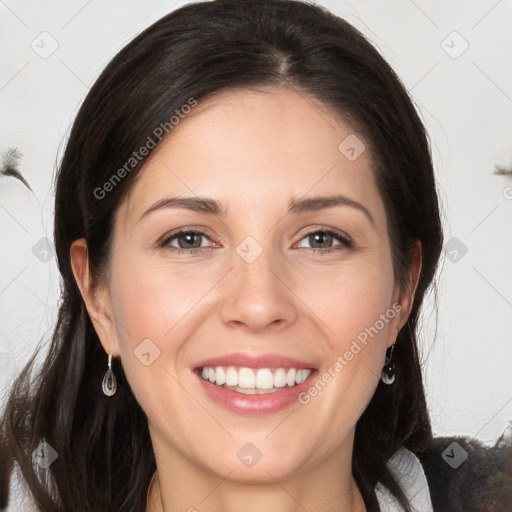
[196,371,316,415]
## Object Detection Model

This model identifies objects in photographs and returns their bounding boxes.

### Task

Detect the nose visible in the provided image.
[219,245,298,334]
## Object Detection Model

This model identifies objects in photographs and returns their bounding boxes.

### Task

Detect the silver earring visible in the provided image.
[381,332,397,385]
[102,354,117,396]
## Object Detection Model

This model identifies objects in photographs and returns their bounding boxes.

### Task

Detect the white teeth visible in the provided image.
[224,385,280,395]
[200,365,312,391]
[295,369,311,384]
[215,367,225,386]
[237,387,258,394]
[273,368,287,388]
[238,367,256,388]
[256,369,274,389]
[225,366,238,387]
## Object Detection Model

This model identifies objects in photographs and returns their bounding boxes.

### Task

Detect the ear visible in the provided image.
[69,238,120,356]
[389,240,422,346]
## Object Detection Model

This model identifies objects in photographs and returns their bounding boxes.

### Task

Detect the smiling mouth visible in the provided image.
[197,366,313,394]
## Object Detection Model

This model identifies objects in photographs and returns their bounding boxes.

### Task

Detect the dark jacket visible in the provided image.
[418,431,512,512]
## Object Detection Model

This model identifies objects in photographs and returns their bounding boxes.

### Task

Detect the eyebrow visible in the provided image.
[139,194,375,226]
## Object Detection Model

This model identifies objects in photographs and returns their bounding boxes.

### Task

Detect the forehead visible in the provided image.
[120,87,386,228]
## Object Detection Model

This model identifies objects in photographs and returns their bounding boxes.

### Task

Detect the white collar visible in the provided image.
[375,447,434,511]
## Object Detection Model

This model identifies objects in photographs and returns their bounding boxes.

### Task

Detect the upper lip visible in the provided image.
[194,352,316,370]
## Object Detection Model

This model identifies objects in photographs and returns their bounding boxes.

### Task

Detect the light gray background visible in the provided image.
[1,0,511,443]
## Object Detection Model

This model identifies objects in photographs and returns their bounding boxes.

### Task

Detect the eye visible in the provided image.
[159,230,215,253]
[158,227,353,255]
[296,228,353,254]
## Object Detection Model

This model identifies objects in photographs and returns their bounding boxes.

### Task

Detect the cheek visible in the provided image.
[294,255,395,426]
[105,254,227,413]
[106,258,183,395]
[300,255,396,346]
[109,255,212,346]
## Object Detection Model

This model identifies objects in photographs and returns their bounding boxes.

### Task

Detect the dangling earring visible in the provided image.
[102,354,117,396]
[381,330,398,385]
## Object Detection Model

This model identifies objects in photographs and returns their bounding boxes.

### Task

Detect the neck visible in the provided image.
[146,430,367,512]
[148,475,366,512]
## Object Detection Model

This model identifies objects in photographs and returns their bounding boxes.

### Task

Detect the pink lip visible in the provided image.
[196,369,317,415]
[194,352,316,371]
[193,352,317,415]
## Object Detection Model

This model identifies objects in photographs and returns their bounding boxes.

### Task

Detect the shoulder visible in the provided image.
[376,447,434,512]
[3,463,39,512]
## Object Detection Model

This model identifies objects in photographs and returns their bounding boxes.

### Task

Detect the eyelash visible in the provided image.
[158,228,353,255]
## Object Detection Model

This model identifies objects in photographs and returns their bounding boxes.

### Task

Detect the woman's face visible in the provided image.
[82,87,415,483]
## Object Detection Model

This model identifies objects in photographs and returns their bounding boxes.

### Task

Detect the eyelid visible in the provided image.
[298,226,353,245]
[158,228,216,250]
[158,225,354,253]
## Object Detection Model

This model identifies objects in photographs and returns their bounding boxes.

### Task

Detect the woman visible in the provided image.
[0,0,445,510]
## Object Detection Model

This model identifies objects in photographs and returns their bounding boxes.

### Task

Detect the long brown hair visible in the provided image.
[1,1,443,510]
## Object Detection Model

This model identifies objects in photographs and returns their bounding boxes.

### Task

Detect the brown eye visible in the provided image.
[308,232,335,249]
[159,230,213,252]
[296,229,352,253]
[174,232,204,249]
